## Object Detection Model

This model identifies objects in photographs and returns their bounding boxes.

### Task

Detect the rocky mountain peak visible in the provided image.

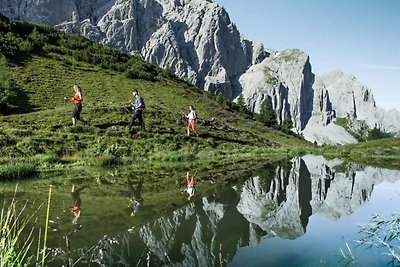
[0,0,399,144]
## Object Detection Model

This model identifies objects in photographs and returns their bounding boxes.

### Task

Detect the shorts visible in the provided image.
[188,120,195,129]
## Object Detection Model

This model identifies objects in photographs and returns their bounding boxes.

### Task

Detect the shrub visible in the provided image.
[0,55,16,114]
[95,154,123,166]
[215,92,226,106]
[0,161,37,180]
[263,67,279,86]
[367,127,393,140]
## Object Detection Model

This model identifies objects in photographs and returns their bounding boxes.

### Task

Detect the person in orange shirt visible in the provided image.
[65,85,88,125]
[71,184,87,225]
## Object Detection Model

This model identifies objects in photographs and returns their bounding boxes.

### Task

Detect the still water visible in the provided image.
[1,155,400,266]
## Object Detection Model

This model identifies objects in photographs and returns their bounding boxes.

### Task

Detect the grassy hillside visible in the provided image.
[1,13,398,181]
[0,14,313,180]
[318,137,400,169]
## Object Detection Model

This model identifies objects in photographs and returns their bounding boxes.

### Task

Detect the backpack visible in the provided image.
[138,96,146,111]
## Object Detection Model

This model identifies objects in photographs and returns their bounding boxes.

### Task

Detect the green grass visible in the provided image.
[0,52,313,177]
[0,191,37,267]
[317,137,400,169]
[0,15,399,177]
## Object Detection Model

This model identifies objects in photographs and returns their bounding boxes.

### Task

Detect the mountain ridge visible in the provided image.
[0,0,399,144]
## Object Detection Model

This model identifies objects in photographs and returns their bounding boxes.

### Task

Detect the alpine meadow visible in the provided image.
[1,10,400,267]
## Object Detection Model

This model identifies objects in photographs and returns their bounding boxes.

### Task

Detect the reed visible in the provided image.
[0,187,36,267]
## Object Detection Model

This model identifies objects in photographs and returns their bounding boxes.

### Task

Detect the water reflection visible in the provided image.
[113,155,400,266]
[127,177,144,217]
[182,171,196,201]
[2,155,400,266]
[71,184,87,225]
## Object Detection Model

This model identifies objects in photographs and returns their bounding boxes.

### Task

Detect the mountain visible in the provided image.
[88,155,400,265]
[1,0,399,144]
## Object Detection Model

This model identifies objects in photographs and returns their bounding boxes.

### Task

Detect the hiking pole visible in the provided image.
[64,97,69,117]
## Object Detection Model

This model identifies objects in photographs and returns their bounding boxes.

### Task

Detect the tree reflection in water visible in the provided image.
[26,155,400,266]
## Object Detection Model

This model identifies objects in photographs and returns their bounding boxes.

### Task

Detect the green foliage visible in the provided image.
[334,117,366,142]
[236,93,248,114]
[0,161,37,180]
[0,56,16,114]
[215,91,226,105]
[278,49,301,62]
[0,15,173,83]
[95,154,124,166]
[124,58,159,81]
[263,67,279,86]
[281,117,293,134]
[0,14,315,173]
[257,99,277,127]
[0,196,36,266]
[367,127,393,140]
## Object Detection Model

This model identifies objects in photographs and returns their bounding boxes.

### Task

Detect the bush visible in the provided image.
[0,161,38,180]
[215,92,226,106]
[367,127,393,140]
[0,55,16,114]
[95,154,123,166]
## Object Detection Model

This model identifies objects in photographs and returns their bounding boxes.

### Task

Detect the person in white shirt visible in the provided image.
[185,105,198,136]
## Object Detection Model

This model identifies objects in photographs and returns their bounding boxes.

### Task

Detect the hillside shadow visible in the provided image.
[200,132,255,146]
[7,85,35,114]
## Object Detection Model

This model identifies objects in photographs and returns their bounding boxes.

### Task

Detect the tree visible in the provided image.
[236,93,248,114]
[215,91,226,106]
[281,117,293,134]
[0,55,14,114]
[367,127,392,140]
[258,99,277,127]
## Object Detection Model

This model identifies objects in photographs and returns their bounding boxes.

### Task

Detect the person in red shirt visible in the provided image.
[71,184,87,225]
[182,172,196,201]
[65,85,88,125]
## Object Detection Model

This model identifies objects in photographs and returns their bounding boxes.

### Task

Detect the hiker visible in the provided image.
[185,105,198,136]
[64,84,88,125]
[128,177,144,217]
[127,89,146,133]
[71,184,87,224]
[182,172,196,201]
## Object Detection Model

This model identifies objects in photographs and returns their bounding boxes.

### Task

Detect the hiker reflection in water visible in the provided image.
[71,184,87,225]
[128,177,144,217]
[182,172,196,201]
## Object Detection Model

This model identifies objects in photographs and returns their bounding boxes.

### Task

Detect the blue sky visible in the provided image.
[215,0,400,111]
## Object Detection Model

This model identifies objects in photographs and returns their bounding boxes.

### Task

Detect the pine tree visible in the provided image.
[281,117,293,134]
[258,99,277,127]
[236,93,248,114]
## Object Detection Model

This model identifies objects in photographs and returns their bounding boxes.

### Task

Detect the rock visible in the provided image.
[1,0,399,144]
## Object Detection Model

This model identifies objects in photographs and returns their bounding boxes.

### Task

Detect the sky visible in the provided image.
[215,0,400,111]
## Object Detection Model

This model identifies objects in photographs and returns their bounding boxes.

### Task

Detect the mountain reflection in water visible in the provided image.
[132,155,400,267]
[3,155,400,266]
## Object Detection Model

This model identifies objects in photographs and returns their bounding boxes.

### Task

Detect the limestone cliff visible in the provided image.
[1,0,399,144]
[110,155,400,265]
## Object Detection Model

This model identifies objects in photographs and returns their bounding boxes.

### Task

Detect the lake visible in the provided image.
[1,155,400,266]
